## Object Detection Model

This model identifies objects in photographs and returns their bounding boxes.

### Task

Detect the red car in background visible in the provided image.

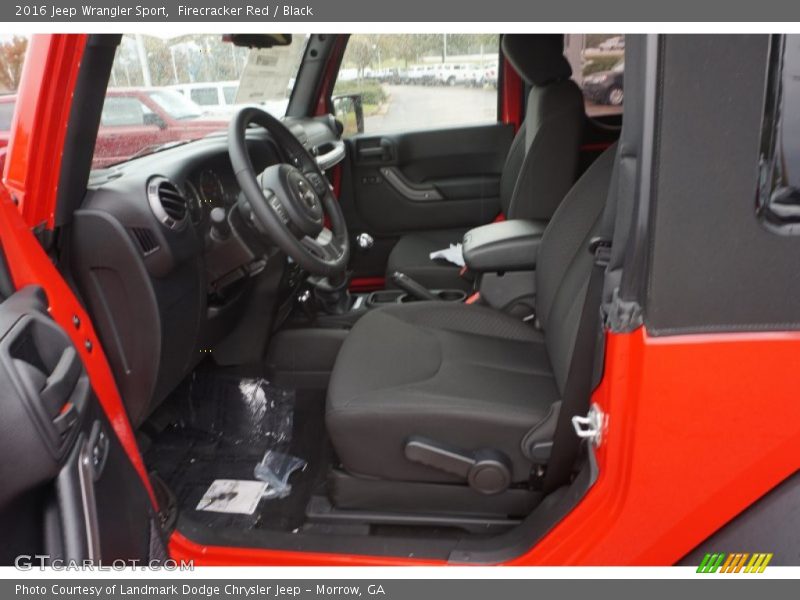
[0,87,226,171]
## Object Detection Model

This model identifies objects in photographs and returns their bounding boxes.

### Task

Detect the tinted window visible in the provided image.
[758,34,800,233]
[223,85,238,104]
[100,97,146,126]
[190,87,219,106]
[148,89,203,120]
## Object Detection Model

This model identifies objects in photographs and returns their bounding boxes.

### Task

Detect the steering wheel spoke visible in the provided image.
[229,106,349,275]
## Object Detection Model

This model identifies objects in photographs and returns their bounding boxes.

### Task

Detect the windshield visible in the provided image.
[92,34,307,169]
[146,89,204,120]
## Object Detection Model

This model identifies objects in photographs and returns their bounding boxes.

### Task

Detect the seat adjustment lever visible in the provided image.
[404,437,512,495]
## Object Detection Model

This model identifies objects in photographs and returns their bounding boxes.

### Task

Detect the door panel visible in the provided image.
[340,123,514,277]
[0,285,156,564]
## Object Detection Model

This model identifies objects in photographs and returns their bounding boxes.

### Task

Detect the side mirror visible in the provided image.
[332,94,364,137]
[143,113,167,129]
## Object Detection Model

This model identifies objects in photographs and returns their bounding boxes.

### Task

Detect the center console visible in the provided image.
[462,219,546,318]
[268,219,545,388]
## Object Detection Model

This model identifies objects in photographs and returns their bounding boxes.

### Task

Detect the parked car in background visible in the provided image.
[435,63,473,86]
[598,36,625,51]
[168,81,239,115]
[582,59,625,106]
[94,88,227,167]
[483,61,499,88]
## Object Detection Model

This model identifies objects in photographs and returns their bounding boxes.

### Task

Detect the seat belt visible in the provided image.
[540,190,617,495]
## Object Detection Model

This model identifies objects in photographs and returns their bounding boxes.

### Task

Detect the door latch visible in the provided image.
[571,403,606,447]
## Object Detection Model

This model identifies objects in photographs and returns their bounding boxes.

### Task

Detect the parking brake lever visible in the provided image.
[390,271,441,301]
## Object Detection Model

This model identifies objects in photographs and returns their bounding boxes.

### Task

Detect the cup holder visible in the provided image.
[367,290,406,306]
[399,289,467,303]
[436,290,467,302]
[369,289,467,306]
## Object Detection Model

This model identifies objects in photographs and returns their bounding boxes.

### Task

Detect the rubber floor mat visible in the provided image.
[143,372,328,532]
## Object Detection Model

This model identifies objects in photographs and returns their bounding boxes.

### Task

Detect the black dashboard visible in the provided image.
[69,115,344,426]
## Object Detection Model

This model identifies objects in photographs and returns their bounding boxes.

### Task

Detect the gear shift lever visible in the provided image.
[390,272,441,301]
[311,272,352,315]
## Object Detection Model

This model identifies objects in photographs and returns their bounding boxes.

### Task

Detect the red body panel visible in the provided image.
[0,182,157,507]
[169,328,800,565]
[0,34,158,506]
[500,56,523,131]
[3,34,85,229]
[3,34,798,566]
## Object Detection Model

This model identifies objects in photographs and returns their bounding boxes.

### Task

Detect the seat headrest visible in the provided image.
[502,34,572,86]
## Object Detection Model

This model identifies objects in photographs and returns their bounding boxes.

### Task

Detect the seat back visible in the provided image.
[499,35,585,221]
[535,146,617,394]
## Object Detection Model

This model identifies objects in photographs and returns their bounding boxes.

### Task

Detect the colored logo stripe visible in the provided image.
[697,553,773,573]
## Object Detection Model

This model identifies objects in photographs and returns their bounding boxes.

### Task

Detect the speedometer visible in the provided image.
[198,169,225,208]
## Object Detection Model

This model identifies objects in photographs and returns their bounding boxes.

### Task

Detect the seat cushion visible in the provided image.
[326,302,558,483]
[385,228,471,292]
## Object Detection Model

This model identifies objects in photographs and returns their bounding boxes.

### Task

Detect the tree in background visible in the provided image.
[0,36,29,91]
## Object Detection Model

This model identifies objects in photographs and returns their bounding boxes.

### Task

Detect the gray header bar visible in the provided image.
[4,0,800,22]
[4,579,798,600]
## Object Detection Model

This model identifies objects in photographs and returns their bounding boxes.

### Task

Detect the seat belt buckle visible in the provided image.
[588,237,612,268]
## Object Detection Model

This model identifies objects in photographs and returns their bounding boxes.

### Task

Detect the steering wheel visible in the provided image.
[228,107,350,277]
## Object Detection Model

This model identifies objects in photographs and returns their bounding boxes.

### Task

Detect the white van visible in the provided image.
[169,81,289,117]
[168,81,240,115]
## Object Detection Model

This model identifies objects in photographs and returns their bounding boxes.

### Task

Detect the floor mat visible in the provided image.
[143,371,328,532]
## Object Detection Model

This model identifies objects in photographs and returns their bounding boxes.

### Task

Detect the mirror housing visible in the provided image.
[223,34,292,49]
[143,113,167,129]
[332,94,365,136]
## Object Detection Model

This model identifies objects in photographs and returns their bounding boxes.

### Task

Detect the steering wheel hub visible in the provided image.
[260,164,324,237]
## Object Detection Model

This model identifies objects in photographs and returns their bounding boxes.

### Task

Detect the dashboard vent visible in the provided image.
[130,227,160,255]
[146,176,188,230]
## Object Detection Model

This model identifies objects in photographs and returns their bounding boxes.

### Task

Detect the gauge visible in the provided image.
[198,169,226,208]
[183,180,204,225]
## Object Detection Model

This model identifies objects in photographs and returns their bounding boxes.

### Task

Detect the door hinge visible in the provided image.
[571,403,606,447]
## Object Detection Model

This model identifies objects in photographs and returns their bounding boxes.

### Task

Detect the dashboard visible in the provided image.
[70,115,345,426]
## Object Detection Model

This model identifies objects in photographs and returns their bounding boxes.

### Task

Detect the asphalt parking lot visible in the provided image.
[363,83,620,133]
[365,84,497,133]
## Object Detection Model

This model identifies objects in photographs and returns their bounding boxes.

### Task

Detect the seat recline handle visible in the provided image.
[404,436,512,495]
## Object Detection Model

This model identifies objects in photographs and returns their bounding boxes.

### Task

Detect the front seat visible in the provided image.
[326,145,616,513]
[385,34,585,292]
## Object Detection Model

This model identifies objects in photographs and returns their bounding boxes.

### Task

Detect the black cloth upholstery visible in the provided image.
[502,34,572,86]
[328,146,617,486]
[326,302,558,483]
[386,34,584,291]
[385,228,471,291]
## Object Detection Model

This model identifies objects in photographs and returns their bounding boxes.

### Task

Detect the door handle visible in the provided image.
[357,138,394,162]
[40,347,81,417]
[358,147,385,158]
